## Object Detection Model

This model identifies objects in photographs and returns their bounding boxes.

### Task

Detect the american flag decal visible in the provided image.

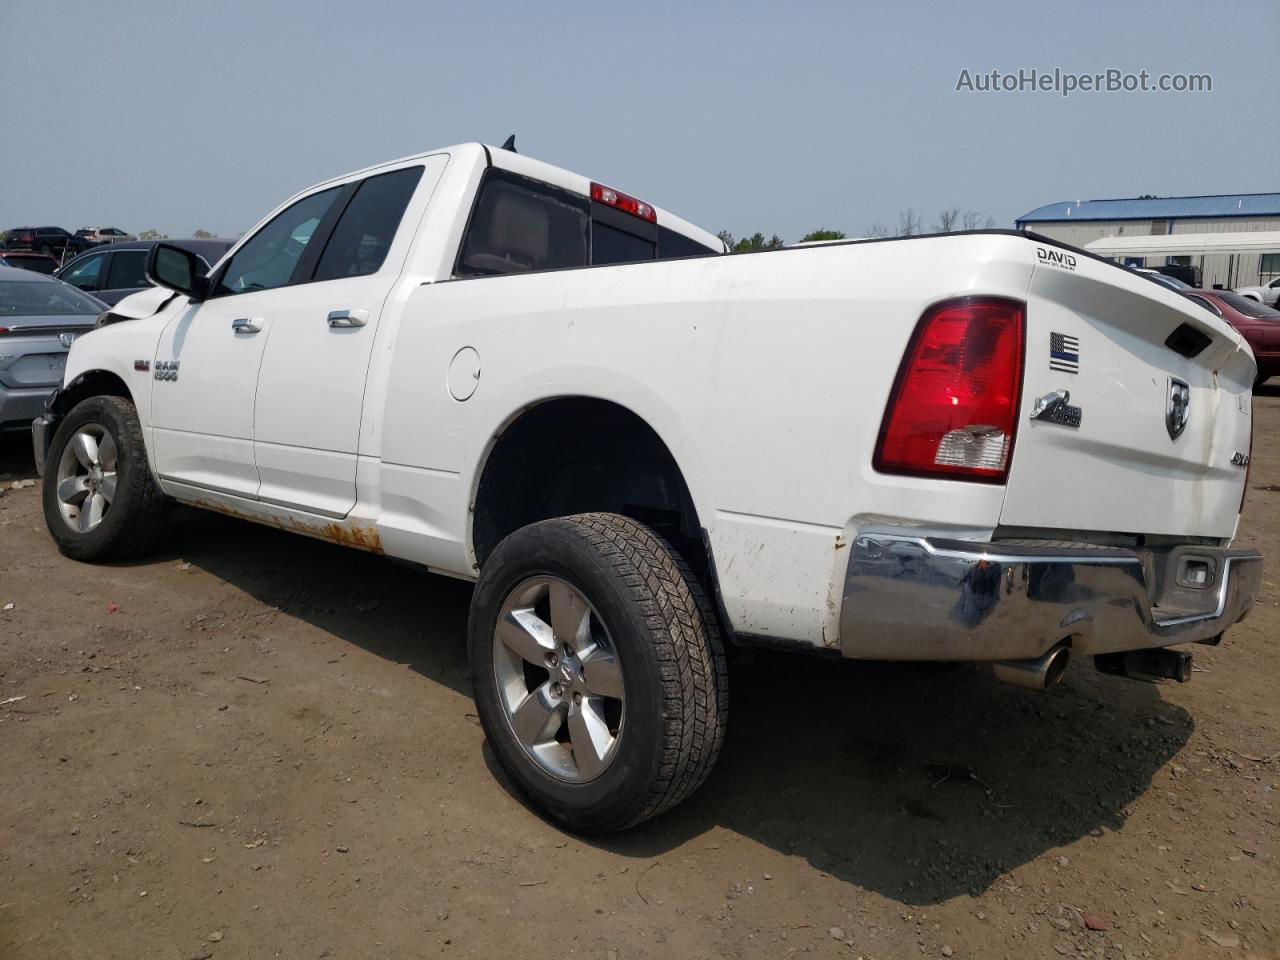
[1049,332,1079,373]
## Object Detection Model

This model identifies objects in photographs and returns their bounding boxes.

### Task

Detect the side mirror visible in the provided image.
[146,243,209,301]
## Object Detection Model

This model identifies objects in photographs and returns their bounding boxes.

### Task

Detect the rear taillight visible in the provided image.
[874,296,1026,483]
[590,182,656,222]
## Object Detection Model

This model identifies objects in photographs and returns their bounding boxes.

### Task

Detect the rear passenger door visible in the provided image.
[97,248,151,304]
[251,156,446,517]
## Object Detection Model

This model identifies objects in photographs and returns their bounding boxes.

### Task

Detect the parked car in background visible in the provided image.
[0,265,104,430]
[1184,288,1280,386]
[75,227,137,246]
[0,251,60,275]
[3,227,94,262]
[1134,267,1192,292]
[1236,277,1280,308]
[55,238,232,306]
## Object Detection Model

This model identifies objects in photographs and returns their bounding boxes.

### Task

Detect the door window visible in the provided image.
[212,187,341,297]
[105,250,148,289]
[313,166,424,282]
[60,253,107,290]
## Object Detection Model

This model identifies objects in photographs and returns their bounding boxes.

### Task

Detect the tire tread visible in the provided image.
[559,512,729,829]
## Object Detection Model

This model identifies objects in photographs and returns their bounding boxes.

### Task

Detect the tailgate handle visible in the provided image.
[1165,323,1211,359]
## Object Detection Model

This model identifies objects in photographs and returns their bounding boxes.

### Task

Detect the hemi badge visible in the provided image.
[134,360,151,371]
[1030,389,1082,428]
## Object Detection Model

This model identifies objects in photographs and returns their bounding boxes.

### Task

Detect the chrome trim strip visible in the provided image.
[161,476,349,521]
[895,536,1141,566]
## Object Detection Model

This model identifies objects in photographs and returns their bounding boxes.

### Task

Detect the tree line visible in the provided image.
[718,207,997,251]
[137,229,217,240]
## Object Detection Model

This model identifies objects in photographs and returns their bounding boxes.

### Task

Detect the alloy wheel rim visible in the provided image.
[493,576,625,782]
[55,424,118,533]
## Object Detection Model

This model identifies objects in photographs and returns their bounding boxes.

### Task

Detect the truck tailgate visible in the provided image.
[1000,250,1255,540]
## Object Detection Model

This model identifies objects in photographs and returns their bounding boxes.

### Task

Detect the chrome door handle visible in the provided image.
[327,309,369,328]
[232,317,262,334]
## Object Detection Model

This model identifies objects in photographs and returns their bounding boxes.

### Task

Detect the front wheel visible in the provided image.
[42,396,170,561]
[468,513,728,833]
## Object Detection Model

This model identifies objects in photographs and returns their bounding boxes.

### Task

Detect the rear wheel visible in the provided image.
[469,513,728,833]
[42,396,169,561]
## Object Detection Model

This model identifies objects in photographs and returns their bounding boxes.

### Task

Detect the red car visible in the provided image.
[0,251,59,275]
[1183,289,1280,387]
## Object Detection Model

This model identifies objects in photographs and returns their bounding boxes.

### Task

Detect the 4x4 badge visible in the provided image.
[1166,377,1190,440]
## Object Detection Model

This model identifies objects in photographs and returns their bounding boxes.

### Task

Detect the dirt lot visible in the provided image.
[1,390,1277,960]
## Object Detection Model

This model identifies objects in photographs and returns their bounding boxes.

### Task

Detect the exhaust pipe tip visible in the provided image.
[992,645,1071,691]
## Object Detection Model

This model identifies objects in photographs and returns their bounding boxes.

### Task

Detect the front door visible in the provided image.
[150,185,343,497]
[251,158,444,517]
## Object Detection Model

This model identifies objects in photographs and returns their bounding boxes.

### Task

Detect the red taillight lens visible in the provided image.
[874,297,1026,483]
[590,181,657,222]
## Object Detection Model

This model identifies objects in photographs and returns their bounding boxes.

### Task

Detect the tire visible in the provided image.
[468,512,728,833]
[42,395,170,562]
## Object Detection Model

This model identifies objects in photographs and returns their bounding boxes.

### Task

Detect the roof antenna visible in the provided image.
[500,134,516,152]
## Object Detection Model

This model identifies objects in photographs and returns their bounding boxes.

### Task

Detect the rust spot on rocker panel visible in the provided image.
[187,497,384,555]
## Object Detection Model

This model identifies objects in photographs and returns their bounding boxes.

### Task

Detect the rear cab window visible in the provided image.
[455,169,719,277]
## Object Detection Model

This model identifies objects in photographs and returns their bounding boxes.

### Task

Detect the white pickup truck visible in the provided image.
[32,142,1263,832]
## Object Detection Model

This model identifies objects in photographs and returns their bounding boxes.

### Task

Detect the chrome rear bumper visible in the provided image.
[840,534,1262,661]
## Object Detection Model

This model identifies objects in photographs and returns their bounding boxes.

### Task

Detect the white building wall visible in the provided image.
[1022,215,1280,288]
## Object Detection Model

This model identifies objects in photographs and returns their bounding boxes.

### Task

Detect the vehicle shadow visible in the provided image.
[0,431,39,482]
[163,506,476,698]
[115,501,1196,905]
[597,653,1188,904]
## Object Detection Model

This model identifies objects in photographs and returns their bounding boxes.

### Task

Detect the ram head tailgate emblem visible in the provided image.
[1166,377,1190,440]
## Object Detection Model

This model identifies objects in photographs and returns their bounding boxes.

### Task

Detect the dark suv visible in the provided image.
[55,238,233,306]
[3,227,94,262]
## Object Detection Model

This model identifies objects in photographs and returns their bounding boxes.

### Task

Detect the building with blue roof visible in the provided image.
[1015,193,1280,288]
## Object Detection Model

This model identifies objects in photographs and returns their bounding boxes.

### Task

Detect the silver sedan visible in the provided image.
[0,264,104,431]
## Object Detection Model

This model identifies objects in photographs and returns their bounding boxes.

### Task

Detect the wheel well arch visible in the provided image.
[470,397,707,574]
[52,369,133,416]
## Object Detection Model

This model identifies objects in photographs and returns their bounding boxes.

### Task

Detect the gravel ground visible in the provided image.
[1,386,1277,960]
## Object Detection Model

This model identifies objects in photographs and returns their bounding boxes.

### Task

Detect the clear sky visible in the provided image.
[2,0,1276,241]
